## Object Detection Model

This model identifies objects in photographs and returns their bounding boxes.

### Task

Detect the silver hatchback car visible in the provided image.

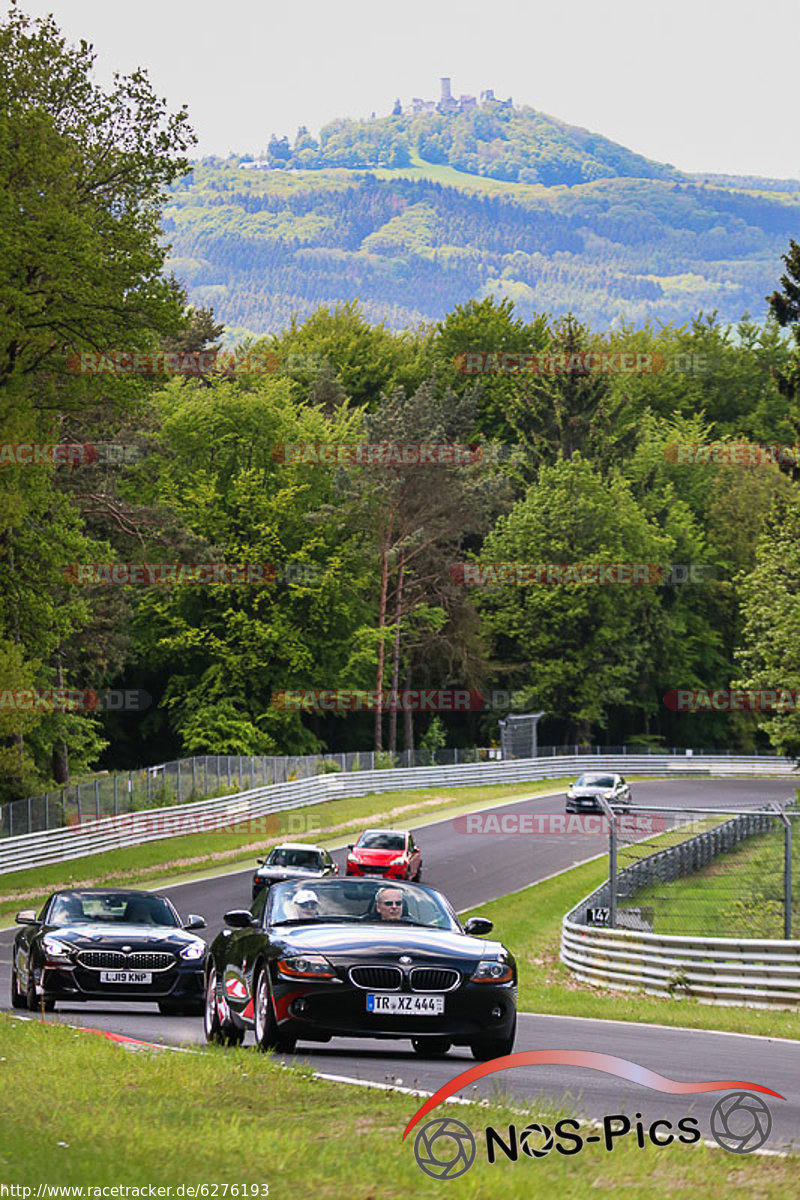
[565,773,632,813]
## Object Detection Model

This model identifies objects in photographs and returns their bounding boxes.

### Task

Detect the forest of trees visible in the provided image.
[164,163,800,334]
[4,8,800,802]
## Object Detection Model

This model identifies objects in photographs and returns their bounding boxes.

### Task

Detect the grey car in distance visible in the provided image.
[252,842,338,900]
[565,773,632,814]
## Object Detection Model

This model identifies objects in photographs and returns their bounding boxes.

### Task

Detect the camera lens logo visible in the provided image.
[413,1117,476,1180]
[710,1092,772,1154]
[519,1121,555,1157]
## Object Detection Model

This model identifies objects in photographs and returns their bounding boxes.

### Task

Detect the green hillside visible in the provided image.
[165,150,800,335]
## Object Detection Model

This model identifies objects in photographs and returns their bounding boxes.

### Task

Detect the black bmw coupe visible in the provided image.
[12,888,207,1015]
[204,877,517,1060]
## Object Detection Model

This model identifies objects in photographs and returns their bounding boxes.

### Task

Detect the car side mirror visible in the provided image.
[464,917,493,936]
[15,909,40,925]
[183,914,206,931]
[347,844,354,851]
[224,909,256,928]
[256,858,265,865]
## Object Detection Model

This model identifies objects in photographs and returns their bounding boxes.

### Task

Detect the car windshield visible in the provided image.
[575,775,615,788]
[356,831,406,851]
[268,879,456,930]
[267,848,322,869]
[48,891,179,928]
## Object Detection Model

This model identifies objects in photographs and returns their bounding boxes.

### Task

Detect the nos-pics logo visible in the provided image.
[405,1051,783,1179]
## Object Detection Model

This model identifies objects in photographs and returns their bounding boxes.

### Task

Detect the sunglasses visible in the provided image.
[297,901,318,909]
[379,899,403,907]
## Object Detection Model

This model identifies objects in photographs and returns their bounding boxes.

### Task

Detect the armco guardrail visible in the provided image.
[4,744,789,839]
[561,810,800,1008]
[0,753,795,876]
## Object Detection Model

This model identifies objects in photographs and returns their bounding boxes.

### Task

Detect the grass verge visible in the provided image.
[462,857,800,1040]
[0,1015,794,1196]
[627,824,800,939]
[0,779,575,922]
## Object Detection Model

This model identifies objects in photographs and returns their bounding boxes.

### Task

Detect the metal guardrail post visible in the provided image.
[596,795,617,928]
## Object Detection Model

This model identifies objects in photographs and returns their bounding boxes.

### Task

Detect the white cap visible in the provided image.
[293,889,319,905]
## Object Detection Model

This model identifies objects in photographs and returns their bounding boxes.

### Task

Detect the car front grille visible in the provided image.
[76,950,176,972]
[349,966,402,990]
[409,968,461,992]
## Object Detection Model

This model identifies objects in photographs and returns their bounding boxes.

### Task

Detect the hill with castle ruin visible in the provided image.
[164,81,800,336]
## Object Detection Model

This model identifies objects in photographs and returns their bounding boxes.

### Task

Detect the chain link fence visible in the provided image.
[0,743,788,840]
[587,802,800,940]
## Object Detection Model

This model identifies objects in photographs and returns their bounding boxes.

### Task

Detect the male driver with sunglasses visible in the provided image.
[375,887,405,920]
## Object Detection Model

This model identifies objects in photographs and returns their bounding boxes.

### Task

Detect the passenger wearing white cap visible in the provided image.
[287,888,320,919]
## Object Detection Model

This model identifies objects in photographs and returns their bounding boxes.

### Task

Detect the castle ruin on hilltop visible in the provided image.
[401,78,513,117]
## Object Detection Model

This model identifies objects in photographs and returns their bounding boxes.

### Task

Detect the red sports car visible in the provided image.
[345,828,422,881]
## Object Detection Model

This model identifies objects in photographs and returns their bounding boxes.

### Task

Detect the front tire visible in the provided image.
[204,966,244,1046]
[253,967,296,1054]
[26,969,55,1013]
[412,1037,450,1057]
[470,1019,516,1062]
[10,967,26,1010]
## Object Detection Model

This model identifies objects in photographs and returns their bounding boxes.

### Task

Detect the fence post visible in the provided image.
[204,756,209,795]
[177,760,182,804]
[95,779,100,820]
[45,792,49,830]
[786,818,793,940]
[114,774,118,816]
[27,796,32,834]
[192,757,197,798]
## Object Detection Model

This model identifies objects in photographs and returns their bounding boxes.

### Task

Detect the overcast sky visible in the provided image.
[14,0,800,178]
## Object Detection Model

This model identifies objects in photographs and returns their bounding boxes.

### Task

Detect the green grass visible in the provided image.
[0,1016,794,1196]
[0,779,576,923]
[462,857,800,1040]
[627,824,800,939]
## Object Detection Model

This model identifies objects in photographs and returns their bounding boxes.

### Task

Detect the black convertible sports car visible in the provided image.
[12,888,207,1015]
[204,877,517,1060]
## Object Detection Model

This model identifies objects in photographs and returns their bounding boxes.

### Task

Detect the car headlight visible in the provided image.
[470,959,513,984]
[347,853,358,861]
[180,941,205,960]
[277,954,336,980]
[389,857,406,866]
[604,791,615,800]
[42,935,72,959]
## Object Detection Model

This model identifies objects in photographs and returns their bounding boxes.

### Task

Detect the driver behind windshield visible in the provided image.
[375,887,404,921]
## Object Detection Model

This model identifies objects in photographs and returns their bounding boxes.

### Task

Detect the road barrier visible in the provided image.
[0,753,795,876]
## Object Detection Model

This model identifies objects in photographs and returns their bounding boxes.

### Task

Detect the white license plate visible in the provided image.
[366,993,444,1015]
[100,970,152,984]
